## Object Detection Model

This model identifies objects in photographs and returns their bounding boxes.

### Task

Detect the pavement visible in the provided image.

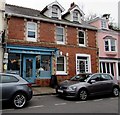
[32,86,56,96]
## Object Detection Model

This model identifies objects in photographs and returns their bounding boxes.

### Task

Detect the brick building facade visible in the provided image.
[4,1,98,86]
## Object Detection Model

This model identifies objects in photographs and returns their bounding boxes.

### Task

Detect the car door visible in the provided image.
[99,74,113,93]
[1,74,19,101]
[87,74,104,95]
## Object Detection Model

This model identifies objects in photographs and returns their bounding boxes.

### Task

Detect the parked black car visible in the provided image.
[0,73,33,108]
[56,73,119,100]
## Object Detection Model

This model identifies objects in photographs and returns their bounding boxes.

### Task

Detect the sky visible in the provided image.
[6,0,119,25]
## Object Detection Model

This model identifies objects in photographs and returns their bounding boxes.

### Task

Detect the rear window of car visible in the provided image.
[0,75,19,83]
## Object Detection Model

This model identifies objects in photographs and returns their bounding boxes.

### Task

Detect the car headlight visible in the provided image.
[67,86,77,91]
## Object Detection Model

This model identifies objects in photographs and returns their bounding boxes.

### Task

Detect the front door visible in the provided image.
[23,55,36,83]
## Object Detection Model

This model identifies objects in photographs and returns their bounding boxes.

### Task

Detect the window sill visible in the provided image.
[105,52,117,56]
[56,72,68,76]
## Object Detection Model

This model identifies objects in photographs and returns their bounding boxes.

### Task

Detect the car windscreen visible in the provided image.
[70,74,91,82]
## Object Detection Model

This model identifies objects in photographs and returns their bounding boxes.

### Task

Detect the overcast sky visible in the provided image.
[6,0,119,24]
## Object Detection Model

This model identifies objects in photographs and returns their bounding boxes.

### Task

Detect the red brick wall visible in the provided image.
[40,21,55,43]
[8,17,25,40]
[7,17,98,86]
[67,26,77,45]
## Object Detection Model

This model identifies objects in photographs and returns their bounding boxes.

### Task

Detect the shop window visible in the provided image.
[41,56,50,71]
[100,62,115,76]
[8,53,20,74]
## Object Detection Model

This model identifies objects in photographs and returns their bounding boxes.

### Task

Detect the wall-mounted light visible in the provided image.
[60,51,62,56]
[66,53,69,56]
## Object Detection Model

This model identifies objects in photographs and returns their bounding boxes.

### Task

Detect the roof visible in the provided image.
[5,4,44,18]
[5,4,97,30]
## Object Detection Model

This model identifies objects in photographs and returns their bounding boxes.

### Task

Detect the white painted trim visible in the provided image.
[26,22,37,42]
[76,54,91,74]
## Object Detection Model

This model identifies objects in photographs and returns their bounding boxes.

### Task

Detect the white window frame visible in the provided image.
[76,54,91,74]
[52,5,58,18]
[56,56,67,75]
[73,10,79,22]
[78,30,86,47]
[27,22,37,42]
[101,20,107,29]
[99,61,115,76]
[56,26,65,44]
[104,39,116,52]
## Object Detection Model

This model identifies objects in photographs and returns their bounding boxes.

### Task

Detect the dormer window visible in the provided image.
[52,5,58,18]
[73,10,79,22]
[101,20,107,29]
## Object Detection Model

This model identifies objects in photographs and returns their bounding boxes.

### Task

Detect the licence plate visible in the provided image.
[58,89,63,93]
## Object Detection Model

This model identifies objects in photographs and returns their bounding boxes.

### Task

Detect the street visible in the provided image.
[2,94,119,114]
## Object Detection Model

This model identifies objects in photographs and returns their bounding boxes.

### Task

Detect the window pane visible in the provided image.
[57,28,63,34]
[57,57,64,71]
[56,27,64,42]
[28,31,35,38]
[111,63,114,76]
[102,62,106,73]
[1,75,18,83]
[118,62,120,76]
[106,63,110,73]
[79,31,85,45]
[28,23,35,30]
[79,61,85,73]
[79,38,84,44]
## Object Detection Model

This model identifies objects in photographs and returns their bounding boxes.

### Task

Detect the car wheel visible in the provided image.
[78,89,88,101]
[112,87,119,97]
[13,93,27,108]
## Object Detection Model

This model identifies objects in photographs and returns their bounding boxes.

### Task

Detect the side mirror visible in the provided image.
[90,80,96,84]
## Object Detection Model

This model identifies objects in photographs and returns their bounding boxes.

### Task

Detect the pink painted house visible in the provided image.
[89,15,120,80]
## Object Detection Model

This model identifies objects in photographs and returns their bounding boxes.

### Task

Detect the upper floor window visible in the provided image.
[78,30,85,46]
[104,39,116,52]
[73,10,79,22]
[52,5,58,18]
[56,56,66,75]
[101,20,107,29]
[56,26,65,44]
[27,22,37,42]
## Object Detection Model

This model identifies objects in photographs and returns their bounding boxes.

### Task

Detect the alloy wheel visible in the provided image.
[13,93,26,108]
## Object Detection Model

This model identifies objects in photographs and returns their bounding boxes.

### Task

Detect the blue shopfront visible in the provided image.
[6,45,58,83]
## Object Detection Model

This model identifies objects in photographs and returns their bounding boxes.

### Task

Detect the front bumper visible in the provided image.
[56,88,77,98]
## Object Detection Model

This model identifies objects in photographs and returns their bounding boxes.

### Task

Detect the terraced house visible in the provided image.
[4,1,98,86]
[89,14,120,80]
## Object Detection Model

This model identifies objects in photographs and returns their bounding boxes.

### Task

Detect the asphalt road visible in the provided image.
[2,94,119,114]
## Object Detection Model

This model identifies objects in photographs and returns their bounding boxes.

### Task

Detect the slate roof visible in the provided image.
[5,4,97,30]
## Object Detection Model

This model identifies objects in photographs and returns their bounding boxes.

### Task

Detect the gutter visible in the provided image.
[5,12,97,31]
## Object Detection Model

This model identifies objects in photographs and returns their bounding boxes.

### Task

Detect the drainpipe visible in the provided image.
[0,0,5,72]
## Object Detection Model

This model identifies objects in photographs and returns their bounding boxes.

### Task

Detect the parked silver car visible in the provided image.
[56,73,119,100]
[0,73,33,108]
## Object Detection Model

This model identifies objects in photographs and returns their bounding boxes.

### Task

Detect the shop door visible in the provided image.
[23,56,36,83]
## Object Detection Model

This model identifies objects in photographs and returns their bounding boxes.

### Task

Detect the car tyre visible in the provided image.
[112,87,119,97]
[13,93,27,108]
[78,89,88,101]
